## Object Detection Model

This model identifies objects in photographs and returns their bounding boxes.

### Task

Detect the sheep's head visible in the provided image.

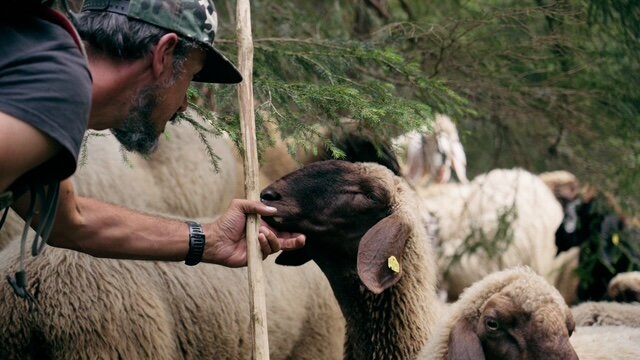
[446,267,578,360]
[607,271,640,302]
[261,160,413,294]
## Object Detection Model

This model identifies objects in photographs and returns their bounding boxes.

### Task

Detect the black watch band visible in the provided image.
[185,221,206,266]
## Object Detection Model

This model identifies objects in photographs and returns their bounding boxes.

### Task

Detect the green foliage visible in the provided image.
[181,0,638,213]
[189,2,471,165]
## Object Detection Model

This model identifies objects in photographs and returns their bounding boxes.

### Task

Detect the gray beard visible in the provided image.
[111,84,161,155]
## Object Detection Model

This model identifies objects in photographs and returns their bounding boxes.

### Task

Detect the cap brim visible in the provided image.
[193,45,243,84]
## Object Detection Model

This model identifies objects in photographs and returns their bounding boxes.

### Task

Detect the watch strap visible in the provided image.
[185,221,206,266]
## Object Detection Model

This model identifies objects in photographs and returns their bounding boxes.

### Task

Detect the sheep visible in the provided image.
[418,168,563,301]
[569,326,640,359]
[608,271,640,302]
[0,235,345,359]
[421,266,578,360]
[261,160,440,359]
[0,119,345,359]
[394,114,469,187]
[260,160,579,360]
[571,301,640,327]
[540,170,640,302]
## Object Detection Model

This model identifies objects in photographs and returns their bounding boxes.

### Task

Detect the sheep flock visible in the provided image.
[1,114,639,359]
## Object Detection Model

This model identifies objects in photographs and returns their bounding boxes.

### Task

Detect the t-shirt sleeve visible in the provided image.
[0,17,92,186]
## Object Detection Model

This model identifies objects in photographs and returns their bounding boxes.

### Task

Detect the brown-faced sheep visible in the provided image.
[260,160,579,360]
[421,266,578,360]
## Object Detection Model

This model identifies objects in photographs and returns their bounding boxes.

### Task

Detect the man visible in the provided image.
[0,0,304,273]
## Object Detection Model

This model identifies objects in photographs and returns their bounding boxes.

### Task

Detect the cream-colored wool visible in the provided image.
[570,326,640,360]
[0,239,344,359]
[572,301,640,327]
[548,246,581,305]
[419,168,563,301]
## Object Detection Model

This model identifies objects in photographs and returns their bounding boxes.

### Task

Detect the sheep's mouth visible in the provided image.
[262,210,300,233]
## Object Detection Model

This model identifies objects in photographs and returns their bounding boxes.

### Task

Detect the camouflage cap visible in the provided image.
[81,0,242,84]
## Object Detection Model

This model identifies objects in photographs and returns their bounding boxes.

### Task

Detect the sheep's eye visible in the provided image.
[485,318,500,331]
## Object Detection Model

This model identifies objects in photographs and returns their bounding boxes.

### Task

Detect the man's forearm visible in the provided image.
[12,179,303,267]
[56,196,190,261]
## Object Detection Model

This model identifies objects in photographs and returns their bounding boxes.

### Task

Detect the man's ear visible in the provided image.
[151,33,180,80]
[357,212,411,294]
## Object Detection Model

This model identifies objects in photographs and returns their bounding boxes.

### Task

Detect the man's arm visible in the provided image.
[11,179,304,267]
[0,112,61,192]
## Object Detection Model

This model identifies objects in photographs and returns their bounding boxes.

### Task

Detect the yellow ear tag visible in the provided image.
[388,256,400,273]
[612,233,620,246]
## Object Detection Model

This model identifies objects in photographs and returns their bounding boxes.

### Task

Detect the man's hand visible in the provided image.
[203,199,305,267]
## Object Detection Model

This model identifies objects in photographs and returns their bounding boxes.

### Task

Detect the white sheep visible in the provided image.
[0,236,345,359]
[608,271,640,302]
[572,301,640,327]
[260,160,579,359]
[570,326,640,359]
[0,119,345,358]
[394,114,469,187]
[418,168,563,301]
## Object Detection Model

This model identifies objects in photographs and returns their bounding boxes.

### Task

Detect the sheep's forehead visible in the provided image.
[499,278,569,319]
[357,163,416,204]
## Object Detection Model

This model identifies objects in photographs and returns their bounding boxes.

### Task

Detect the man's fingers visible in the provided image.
[280,234,306,251]
[257,233,270,259]
[259,226,281,255]
[233,199,277,216]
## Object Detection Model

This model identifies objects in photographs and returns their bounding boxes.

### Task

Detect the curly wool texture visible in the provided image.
[418,168,563,300]
[572,301,640,327]
[421,266,572,359]
[0,240,344,359]
[0,117,345,359]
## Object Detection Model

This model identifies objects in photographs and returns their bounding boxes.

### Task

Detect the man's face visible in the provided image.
[112,47,206,154]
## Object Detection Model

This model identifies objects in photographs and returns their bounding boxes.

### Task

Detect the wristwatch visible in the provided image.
[185,221,206,266]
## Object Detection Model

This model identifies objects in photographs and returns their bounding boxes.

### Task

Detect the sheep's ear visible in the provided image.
[448,318,485,360]
[275,249,312,266]
[357,213,411,294]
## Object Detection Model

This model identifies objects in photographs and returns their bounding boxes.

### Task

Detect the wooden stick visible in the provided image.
[236,0,270,359]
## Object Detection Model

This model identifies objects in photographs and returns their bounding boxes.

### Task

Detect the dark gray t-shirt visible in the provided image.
[0,14,92,190]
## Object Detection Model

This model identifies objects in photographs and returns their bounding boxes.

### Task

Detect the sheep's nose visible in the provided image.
[260,189,282,202]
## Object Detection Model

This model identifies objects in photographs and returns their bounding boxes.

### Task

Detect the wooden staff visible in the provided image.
[236,0,270,359]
